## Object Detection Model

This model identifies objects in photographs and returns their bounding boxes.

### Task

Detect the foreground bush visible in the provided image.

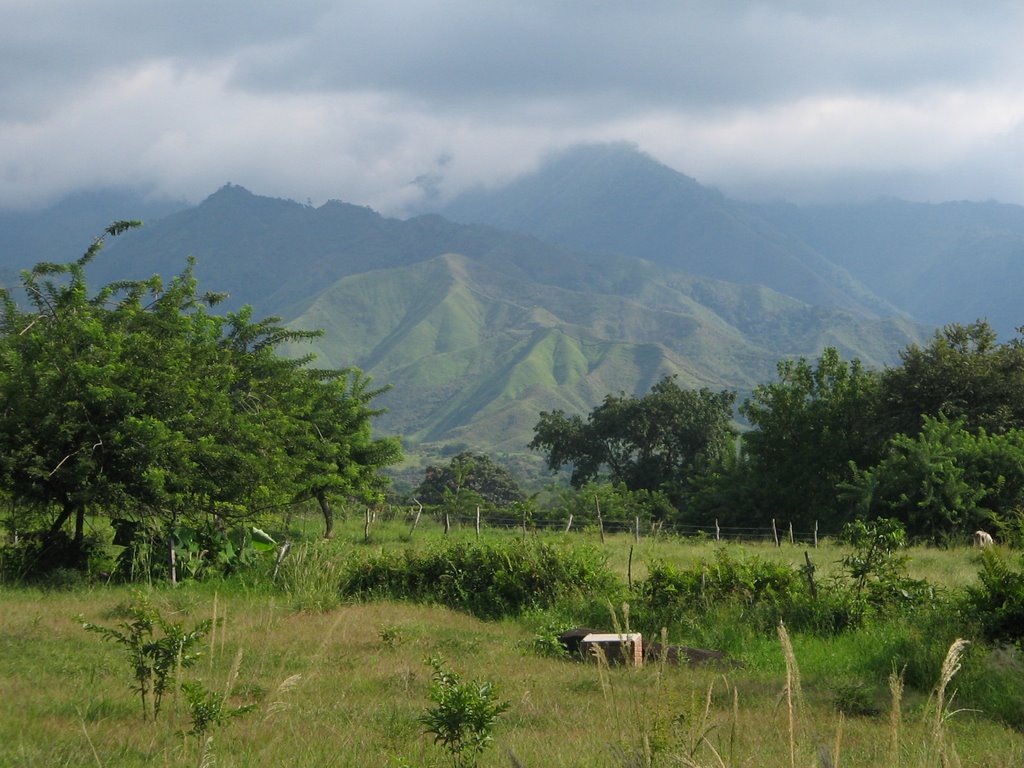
[339,539,619,619]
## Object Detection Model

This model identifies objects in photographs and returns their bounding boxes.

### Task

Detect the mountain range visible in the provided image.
[2,143,1021,461]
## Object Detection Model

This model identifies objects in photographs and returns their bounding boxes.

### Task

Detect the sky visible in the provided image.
[2,1,1024,214]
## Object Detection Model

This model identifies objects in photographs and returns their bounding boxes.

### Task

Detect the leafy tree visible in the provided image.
[530,376,735,503]
[0,223,400,569]
[289,367,402,537]
[842,415,1024,542]
[881,320,1024,437]
[737,348,884,528]
[416,452,525,512]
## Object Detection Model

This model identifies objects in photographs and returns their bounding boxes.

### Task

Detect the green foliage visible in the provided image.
[634,549,809,635]
[963,549,1024,644]
[0,223,399,573]
[830,681,881,717]
[838,518,908,594]
[837,518,931,619]
[536,480,674,527]
[881,321,1024,437]
[340,539,620,620]
[181,680,256,738]
[79,592,211,720]
[418,657,509,768]
[415,451,525,512]
[844,416,1024,542]
[530,376,735,504]
[735,347,885,528]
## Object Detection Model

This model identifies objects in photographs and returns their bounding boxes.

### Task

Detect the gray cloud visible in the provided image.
[1,1,1023,211]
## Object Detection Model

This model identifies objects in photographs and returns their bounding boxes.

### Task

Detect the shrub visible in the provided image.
[633,548,807,634]
[79,592,211,720]
[963,549,1024,644]
[418,657,509,768]
[339,539,619,619]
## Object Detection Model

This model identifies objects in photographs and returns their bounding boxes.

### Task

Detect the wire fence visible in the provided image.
[376,504,835,547]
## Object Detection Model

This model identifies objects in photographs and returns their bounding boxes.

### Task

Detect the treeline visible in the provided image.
[0,223,400,577]
[527,325,1024,544]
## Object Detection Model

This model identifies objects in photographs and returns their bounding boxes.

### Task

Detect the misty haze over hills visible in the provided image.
[1,143,1021,455]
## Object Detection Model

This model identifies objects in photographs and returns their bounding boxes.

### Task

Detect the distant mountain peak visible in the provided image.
[440,141,887,317]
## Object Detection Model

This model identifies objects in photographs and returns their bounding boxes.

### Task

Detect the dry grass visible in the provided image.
[1,584,1022,767]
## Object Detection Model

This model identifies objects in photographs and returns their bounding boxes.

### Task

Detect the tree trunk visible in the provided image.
[316,490,335,539]
[46,499,75,541]
[74,506,86,546]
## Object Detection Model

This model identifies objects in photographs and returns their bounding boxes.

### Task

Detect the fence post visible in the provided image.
[596,496,605,545]
[789,521,794,545]
[634,516,640,543]
[272,539,291,580]
[803,551,818,600]
[564,514,573,533]
[444,513,450,535]
[628,544,634,590]
[772,518,780,547]
[814,520,819,549]
[409,499,423,538]
[475,506,481,540]
[169,537,177,587]
[715,519,720,542]
[364,507,370,543]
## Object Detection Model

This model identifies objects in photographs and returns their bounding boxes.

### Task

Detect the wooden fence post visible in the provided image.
[169,537,177,587]
[564,514,573,533]
[788,521,794,545]
[364,507,370,543]
[803,551,818,600]
[475,506,481,539]
[272,540,292,580]
[628,545,634,590]
[596,496,605,545]
[409,499,423,537]
[715,519,720,542]
[772,518,780,547]
[444,513,450,536]
[814,520,819,549]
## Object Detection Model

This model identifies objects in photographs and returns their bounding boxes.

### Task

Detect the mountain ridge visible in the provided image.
[10,150,1003,455]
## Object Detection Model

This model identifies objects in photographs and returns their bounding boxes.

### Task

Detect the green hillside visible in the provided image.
[0,180,933,458]
[287,251,924,452]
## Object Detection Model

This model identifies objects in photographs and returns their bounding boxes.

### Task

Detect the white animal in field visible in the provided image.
[973,530,994,547]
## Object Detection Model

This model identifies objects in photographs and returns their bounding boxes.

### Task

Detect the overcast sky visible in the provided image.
[2,1,1023,213]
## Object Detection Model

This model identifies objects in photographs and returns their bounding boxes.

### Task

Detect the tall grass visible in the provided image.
[2,586,1023,767]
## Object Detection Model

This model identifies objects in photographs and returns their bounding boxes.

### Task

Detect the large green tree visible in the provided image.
[530,376,735,502]
[881,321,1024,437]
[843,415,1024,542]
[0,223,400,563]
[415,452,525,512]
[735,347,885,529]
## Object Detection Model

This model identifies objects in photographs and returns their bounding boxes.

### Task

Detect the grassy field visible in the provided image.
[1,516,1022,767]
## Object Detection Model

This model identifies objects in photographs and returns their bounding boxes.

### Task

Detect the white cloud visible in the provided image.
[2,1,1024,210]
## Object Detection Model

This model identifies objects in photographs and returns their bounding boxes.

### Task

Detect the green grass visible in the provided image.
[2,584,1023,767]
[1,517,1020,767]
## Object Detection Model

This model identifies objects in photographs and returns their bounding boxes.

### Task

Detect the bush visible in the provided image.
[418,657,509,768]
[633,548,808,634]
[0,530,103,583]
[963,549,1024,644]
[339,539,620,619]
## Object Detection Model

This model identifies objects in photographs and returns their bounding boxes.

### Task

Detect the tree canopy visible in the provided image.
[529,376,736,502]
[415,451,525,511]
[0,222,400,564]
